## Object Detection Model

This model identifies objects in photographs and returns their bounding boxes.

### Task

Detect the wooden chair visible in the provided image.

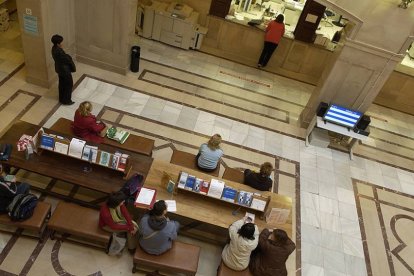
[222,167,245,183]
[47,201,111,250]
[170,149,219,177]
[0,201,51,241]
[217,261,253,276]
[133,241,201,275]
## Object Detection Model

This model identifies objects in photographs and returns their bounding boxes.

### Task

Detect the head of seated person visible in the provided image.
[238,222,256,240]
[260,162,273,178]
[270,228,288,244]
[107,191,127,210]
[148,200,168,229]
[207,134,222,150]
[78,101,93,117]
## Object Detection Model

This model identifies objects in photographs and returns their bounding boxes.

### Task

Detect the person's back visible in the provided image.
[265,20,285,44]
[222,219,259,271]
[138,200,179,255]
[249,229,295,276]
[73,101,106,143]
[197,134,224,171]
[244,162,273,191]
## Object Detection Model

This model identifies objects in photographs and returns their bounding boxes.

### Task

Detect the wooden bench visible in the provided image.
[170,149,219,177]
[133,241,201,275]
[0,201,51,241]
[50,117,155,157]
[217,261,253,276]
[222,167,245,183]
[47,201,111,250]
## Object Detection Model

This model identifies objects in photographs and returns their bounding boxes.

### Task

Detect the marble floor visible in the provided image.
[0,18,414,276]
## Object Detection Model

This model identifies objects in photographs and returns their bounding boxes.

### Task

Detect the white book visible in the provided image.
[250,197,267,211]
[135,188,156,206]
[54,141,69,155]
[207,179,225,199]
[68,138,86,158]
[178,172,188,189]
[164,200,177,212]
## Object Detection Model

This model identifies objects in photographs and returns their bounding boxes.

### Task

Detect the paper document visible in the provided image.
[135,188,156,206]
[250,198,267,211]
[68,138,86,158]
[164,200,177,212]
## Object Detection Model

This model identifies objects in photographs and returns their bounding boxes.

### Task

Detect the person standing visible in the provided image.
[258,14,285,68]
[51,34,76,105]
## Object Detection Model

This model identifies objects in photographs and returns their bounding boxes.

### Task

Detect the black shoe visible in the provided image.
[62,101,75,106]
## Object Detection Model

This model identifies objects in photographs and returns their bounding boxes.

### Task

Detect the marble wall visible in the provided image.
[74,0,137,74]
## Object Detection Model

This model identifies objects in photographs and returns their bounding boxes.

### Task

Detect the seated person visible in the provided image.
[196,134,223,172]
[99,191,138,252]
[244,162,273,191]
[222,217,259,271]
[249,228,295,276]
[0,166,30,213]
[139,200,179,255]
[73,101,107,143]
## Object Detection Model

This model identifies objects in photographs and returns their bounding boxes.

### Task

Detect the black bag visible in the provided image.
[0,144,12,161]
[7,193,38,221]
[120,173,144,204]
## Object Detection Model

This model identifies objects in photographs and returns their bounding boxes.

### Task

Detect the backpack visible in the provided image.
[7,194,38,221]
[120,173,144,204]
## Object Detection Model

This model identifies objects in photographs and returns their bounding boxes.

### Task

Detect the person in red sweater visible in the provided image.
[258,14,285,68]
[72,101,107,143]
[99,191,138,252]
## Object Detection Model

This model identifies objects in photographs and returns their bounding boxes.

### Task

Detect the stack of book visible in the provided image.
[176,171,268,211]
[106,126,130,144]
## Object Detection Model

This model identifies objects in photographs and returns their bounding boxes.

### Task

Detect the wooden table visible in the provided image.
[143,160,293,236]
[0,121,153,194]
[50,118,155,157]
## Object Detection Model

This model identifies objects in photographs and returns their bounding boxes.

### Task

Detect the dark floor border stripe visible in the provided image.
[0,229,23,265]
[19,231,50,276]
[0,63,24,87]
[141,57,307,107]
[359,141,414,162]
[82,74,304,142]
[140,69,291,123]
[352,180,373,276]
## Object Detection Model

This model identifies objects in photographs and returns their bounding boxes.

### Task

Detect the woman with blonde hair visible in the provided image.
[196,134,223,172]
[244,162,273,191]
[73,101,107,143]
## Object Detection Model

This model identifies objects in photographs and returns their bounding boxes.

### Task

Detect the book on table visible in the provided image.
[221,186,238,202]
[184,175,196,191]
[117,153,129,172]
[164,200,177,212]
[68,138,86,158]
[250,196,267,211]
[244,212,255,223]
[238,191,253,207]
[98,151,111,167]
[111,152,121,169]
[82,145,98,163]
[192,178,203,193]
[54,141,69,155]
[178,172,188,189]
[106,126,130,144]
[199,180,210,195]
[207,179,225,199]
[40,134,55,151]
[135,187,157,209]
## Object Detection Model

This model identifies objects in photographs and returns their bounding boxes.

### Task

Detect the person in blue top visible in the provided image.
[196,134,224,172]
[138,200,180,255]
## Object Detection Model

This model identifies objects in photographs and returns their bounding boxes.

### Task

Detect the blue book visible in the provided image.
[221,186,238,202]
[238,191,253,206]
[193,178,202,193]
[40,134,54,150]
[185,175,196,190]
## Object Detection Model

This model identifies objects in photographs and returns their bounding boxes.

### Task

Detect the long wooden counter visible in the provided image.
[201,15,333,85]
[0,121,153,194]
[144,159,293,236]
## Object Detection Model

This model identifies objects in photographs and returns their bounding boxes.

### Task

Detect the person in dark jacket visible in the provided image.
[244,162,273,191]
[249,228,295,276]
[73,101,107,143]
[51,34,76,105]
[0,172,30,213]
[139,200,179,255]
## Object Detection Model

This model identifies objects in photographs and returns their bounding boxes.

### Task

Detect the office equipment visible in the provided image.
[323,104,363,129]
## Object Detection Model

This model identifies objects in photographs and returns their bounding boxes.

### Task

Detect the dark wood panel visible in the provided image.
[294,0,325,43]
[209,0,232,18]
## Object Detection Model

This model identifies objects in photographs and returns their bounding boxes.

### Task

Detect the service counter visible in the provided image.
[201,15,335,85]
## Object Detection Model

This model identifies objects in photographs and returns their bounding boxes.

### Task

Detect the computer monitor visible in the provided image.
[323,104,363,129]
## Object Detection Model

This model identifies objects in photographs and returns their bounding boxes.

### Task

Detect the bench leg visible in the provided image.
[50,230,56,240]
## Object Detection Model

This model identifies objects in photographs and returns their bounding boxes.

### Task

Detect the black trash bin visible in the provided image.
[130,46,140,72]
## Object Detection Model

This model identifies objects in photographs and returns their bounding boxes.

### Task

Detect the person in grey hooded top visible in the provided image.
[138,200,180,255]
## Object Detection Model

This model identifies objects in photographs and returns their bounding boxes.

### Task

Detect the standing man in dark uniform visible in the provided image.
[51,34,76,105]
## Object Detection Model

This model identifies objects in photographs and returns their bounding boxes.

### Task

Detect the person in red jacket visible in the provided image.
[99,191,139,252]
[258,14,285,68]
[72,101,107,143]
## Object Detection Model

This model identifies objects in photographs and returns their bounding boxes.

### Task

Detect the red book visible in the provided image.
[134,187,157,209]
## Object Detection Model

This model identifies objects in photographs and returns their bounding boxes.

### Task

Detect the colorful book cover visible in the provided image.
[40,134,54,150]
[185,175,196,190]
[178,172,188,189]
[199,180,210,195]
[221,186,238,202]
[111,153,120,169]
[193,178,202,193]
[82,146,91,161]
[117,153,129,172]
[238,191,253,207]
[99,151,110,166]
